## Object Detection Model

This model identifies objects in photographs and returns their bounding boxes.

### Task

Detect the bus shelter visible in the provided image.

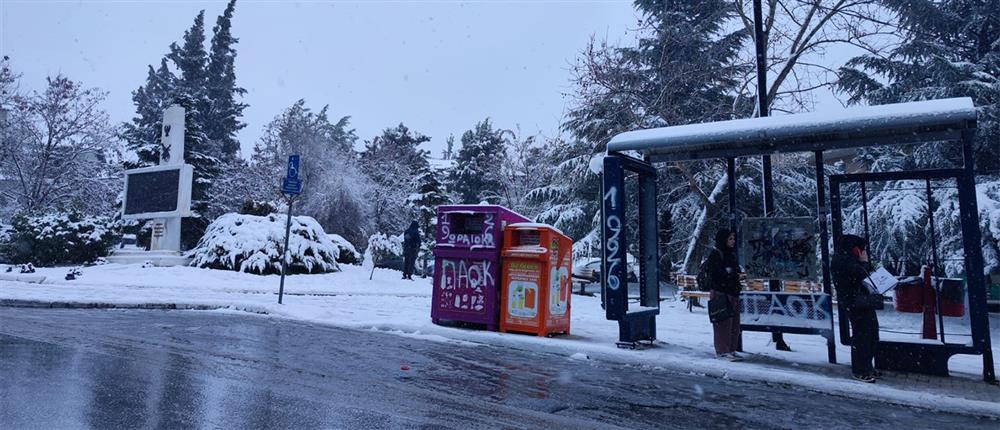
[601,97,995,382]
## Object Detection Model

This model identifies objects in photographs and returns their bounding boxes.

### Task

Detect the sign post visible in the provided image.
[278,154,302,304]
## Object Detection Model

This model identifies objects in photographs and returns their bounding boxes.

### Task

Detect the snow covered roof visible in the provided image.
[607,98,977,162]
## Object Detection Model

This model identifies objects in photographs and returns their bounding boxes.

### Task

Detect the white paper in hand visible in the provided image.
[865,266,898,294]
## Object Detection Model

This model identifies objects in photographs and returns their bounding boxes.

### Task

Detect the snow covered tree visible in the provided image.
[449,119,507,204]
[173,92,222,249]
[525,138,601,254]
[563,1,748,269]
[560,1,887,272]
[0,74,122,220]
[836,0,1000,274]
[121,59,176,167]
[206,0,246,161]
[361,123,431,234]
[168,11,211,125]
[837,0,999,172]
[479,128,551,217]
[406,164,450,252]
[122,4,248,243]
[252,100,370,246]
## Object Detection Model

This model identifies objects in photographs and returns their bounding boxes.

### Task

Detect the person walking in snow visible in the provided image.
[402,220,421,280]
[705,228,744,361]
[832,234,880,383]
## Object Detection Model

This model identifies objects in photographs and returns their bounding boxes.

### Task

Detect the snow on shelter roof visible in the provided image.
[607,98,976,162]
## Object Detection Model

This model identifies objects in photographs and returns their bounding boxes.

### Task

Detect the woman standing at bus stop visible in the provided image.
[705,228,744,361]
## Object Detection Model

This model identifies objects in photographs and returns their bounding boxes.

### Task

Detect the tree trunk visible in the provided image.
[681,172,730,274]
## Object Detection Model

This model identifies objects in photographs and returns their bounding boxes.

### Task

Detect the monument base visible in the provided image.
[107,248,192,267]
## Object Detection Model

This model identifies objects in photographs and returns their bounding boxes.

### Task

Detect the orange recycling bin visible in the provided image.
[499,223,573,337]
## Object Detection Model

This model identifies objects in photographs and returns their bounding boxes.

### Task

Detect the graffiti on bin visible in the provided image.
[438,258,494,312]
[438,213,496,248]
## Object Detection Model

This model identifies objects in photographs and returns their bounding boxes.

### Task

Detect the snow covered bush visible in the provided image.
[363,232,403,265]
[0,212,118,266]
[188,213,359,275]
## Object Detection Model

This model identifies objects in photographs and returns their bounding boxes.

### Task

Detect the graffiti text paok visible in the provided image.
[438,258,494,313]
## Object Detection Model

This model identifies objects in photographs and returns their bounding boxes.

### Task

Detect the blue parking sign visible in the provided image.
[282,177,302,196]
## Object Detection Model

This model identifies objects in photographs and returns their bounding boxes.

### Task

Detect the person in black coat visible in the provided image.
[705,228,744,361]
[831,234,880,382]
[402,220,421,280]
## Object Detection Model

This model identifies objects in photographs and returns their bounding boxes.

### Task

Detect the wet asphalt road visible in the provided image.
[0,308,996,429]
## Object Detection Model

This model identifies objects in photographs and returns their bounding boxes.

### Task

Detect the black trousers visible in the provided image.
[849,308,880,376]
[403,253,417,278]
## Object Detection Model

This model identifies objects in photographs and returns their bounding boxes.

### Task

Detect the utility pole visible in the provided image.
[754,0,791,352]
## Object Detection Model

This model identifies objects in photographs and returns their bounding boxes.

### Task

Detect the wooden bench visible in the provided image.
[679,290,710,312]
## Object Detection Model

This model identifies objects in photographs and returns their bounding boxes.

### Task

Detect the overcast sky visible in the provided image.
[1,0,642,158]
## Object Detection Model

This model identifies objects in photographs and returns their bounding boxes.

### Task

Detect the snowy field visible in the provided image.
[1,263,998,418]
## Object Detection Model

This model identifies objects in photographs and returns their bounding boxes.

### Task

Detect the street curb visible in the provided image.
[0,299,244,312]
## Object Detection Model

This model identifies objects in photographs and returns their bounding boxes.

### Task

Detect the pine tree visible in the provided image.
[173,92,221,249]
[407,165,450,252]
[361,123,431,234]
[362,123,431,176]
[168,11,210,115]
[121,59,176,167]
[836,0,1000,274]
[206,0,246,161]
[449,119,506,204]
[837,0,1000,172]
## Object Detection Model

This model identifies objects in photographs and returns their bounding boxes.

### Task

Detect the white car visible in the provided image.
[572,255,639,284]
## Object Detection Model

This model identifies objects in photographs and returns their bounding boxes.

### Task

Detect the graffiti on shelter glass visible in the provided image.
[741,217,816,280]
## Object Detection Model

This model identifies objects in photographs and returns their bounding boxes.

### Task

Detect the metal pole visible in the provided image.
[860,182,871,246]
[278,197,294,304]
[753,0,788,351]
[815,151,836,364]
[925,179,945,344]
[727,157,743,353]
[727,157,737,233]
[957,127,996,383]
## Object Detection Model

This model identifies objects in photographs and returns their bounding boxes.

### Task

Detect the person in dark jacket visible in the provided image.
[705,228,744,361]
[402,220,421,280]
[831,234,880,383]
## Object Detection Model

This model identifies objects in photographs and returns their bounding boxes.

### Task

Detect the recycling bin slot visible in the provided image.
[500,223,573,337]
[512,229,540,247]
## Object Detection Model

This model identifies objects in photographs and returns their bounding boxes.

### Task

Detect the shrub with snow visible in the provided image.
[189,213,359,275]
[363,232,404,266]
[0,213,118,266]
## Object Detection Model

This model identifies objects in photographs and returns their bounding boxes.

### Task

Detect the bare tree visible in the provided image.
[0,74,121,219]
[732,0,900,113]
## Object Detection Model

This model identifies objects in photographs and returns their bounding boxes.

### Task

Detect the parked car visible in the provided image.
[572,255,639,284]
[375,255,432,277]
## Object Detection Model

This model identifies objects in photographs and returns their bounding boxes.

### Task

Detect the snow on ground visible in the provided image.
[1,263,998,417]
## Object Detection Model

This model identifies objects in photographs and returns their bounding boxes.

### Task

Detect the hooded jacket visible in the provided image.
[705,229,742,296]
[831,234,873,310]
[403,221,421,255]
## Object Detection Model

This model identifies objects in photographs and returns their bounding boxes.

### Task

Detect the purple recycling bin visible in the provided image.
[431,205,530,331]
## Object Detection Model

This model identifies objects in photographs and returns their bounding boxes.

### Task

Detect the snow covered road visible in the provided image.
[2,308,998,429]
[1,263,998,419]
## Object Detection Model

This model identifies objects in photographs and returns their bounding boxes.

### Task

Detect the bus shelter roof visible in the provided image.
[606,98,976,163]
